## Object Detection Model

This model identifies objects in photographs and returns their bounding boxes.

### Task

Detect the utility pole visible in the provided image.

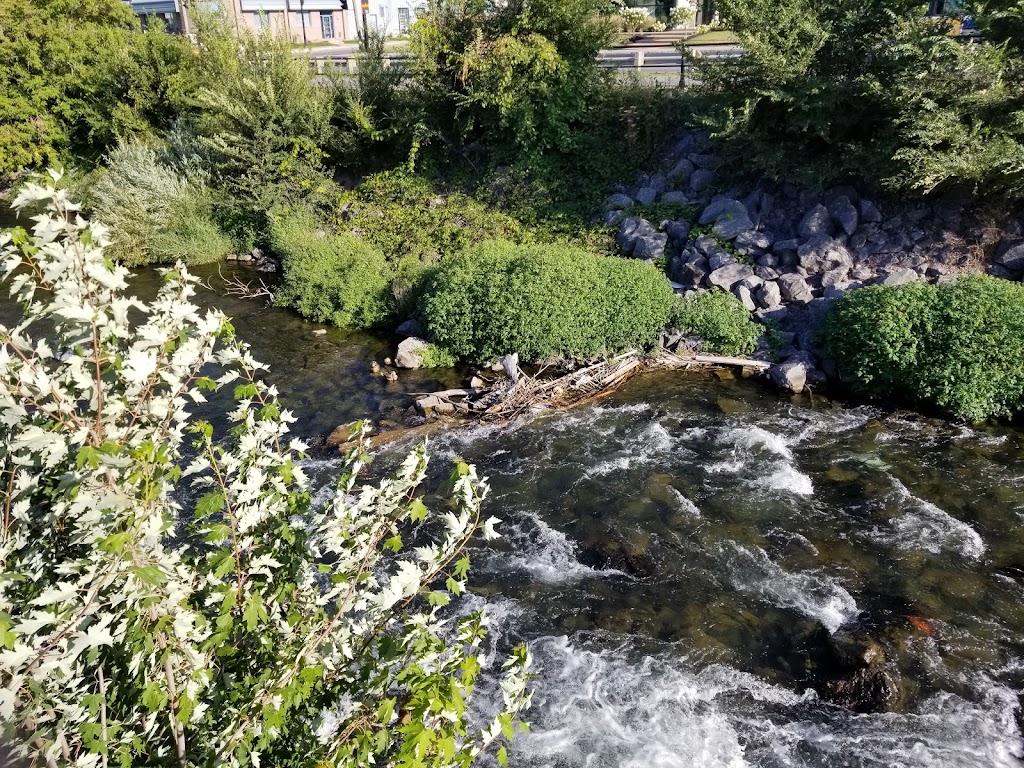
[360,0,369,49]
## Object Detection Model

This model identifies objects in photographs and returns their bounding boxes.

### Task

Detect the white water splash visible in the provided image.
[670,487,702,518]
[586,421,675,477]
[723,543,859,633]
[704,425,814,497]
[481,513,618,584]
[876,479,986,561]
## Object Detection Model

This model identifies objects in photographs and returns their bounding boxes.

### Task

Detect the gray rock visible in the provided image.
[682,260,708,285]
[755,280,783,310]
[708,263,755,291]
[708,251,736,271]
[734,284,757,312]
[859,199,882,223]
[828,195,859,236]
[664,220,691,243]
[696,198,753,240]
[755,266,781,281]
[778,273,815,304]
[995,240,1024,272]
[773,238,802,253]
[689,152,718,169]
[606,193,634,210]
[739,274,764,291]
[821,267,850,287]
[851,265,875,282]
[633,233,668,261]
[693,234,718,256]
[758,253,779,268]
[734,229,771,255]
[648,174,667,194]
[396,319,423,338]
[878,267,919,286]
[396,337,431,369]
[660,190,690,206]
[798,204,834,240]
[689,169,716,194]
[770,360,807,393]
[617,217,655,255]
[636,186,658,207]
[603,209,626,227]
[668,157,695,180]
[798,236,854,273]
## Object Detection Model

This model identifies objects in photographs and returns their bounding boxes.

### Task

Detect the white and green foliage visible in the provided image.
[89,140,231,266]
[0,176,531,767]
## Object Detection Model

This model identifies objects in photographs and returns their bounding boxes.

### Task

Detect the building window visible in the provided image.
[320,11,335,37]
[299,10,312,26]
[397,6,411,33]
[253,11,270,29]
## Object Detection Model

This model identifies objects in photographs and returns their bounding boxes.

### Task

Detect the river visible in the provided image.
[8,259,1024,766]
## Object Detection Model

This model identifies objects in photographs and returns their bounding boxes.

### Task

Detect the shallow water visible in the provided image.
[4,255,1024,766]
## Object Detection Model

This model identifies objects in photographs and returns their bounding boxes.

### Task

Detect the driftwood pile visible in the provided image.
[413,349,770,425]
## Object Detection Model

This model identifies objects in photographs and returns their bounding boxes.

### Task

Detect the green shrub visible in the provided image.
[418,240,675,362]
[341,170,526,265]
[672,289,761,356]
[89,140,230,266]
[419,343,457,368]
[823,275,1024,421]
[271,209,394,329]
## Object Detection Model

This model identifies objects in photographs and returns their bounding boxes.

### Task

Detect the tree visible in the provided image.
[0,175,531,767]
[0,0,192,176]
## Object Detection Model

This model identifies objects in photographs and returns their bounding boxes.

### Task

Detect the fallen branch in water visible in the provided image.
[413,348,771,425]
[219,267,275,304]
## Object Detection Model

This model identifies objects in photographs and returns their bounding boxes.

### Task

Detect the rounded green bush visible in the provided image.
[417,240,676,363]
[823,275,1024,421]
[271,210,394,330]
[672,289,762,356]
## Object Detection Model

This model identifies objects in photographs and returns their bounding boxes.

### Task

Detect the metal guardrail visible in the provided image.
[307,47,741,75]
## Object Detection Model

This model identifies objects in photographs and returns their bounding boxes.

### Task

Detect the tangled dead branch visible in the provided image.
[219,266,275,304]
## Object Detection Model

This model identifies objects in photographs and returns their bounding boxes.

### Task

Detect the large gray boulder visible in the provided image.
[668,157,695,180]
[734,229,771,256]
[633,233,668,261]
[689,169,716,194]
[617,217,655,255]
[755,280,783,310]
[699,198,754,240]
[396,337,431,369]
[603,210,626,227]
[660,190,690,205]
[828,195,859,236]
[664,220,691,243]
[770,360,807,393]
[636,186,658,206]
[734,284,757,312]
[708,263,754,291]
[878,267,919,286]
[821,267,850,288]
[778,273,815,304]
[995,240,1024,272]
[606,193,634,210]
[859,199,883,223]
[708,251,736,271]
[798,237,853,273]
[798,204,834,240]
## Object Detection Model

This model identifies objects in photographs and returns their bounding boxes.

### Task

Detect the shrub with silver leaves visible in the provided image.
[0,173,531,768]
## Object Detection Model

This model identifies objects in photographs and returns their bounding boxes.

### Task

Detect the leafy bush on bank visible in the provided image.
[417,240,676,362]
[672,289,761,356]
[823,275,1024,421]
[270,209,395,330]
[88,140,231,266]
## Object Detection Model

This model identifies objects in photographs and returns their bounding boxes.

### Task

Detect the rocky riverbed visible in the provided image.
[606,131,1024,394]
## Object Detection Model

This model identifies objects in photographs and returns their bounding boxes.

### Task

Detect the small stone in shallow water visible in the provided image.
[825,465,860,483]
[717,397,749,414]
[312,328,327,337]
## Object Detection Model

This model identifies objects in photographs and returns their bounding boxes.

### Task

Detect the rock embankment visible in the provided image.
[606,132,1023,392]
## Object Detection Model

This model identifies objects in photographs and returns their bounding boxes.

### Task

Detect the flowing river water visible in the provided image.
[7,258,1024,766]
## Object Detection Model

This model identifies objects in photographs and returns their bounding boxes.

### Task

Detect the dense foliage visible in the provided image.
[0,0,191,177]
[823,275,1024,421]
[87,139,231,265]
[418,240,676,362]
[409,0,615,153]
[271,209,395,329]
[0,178,530,766]
[672,289,761,356]
[691,0,1024,197]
